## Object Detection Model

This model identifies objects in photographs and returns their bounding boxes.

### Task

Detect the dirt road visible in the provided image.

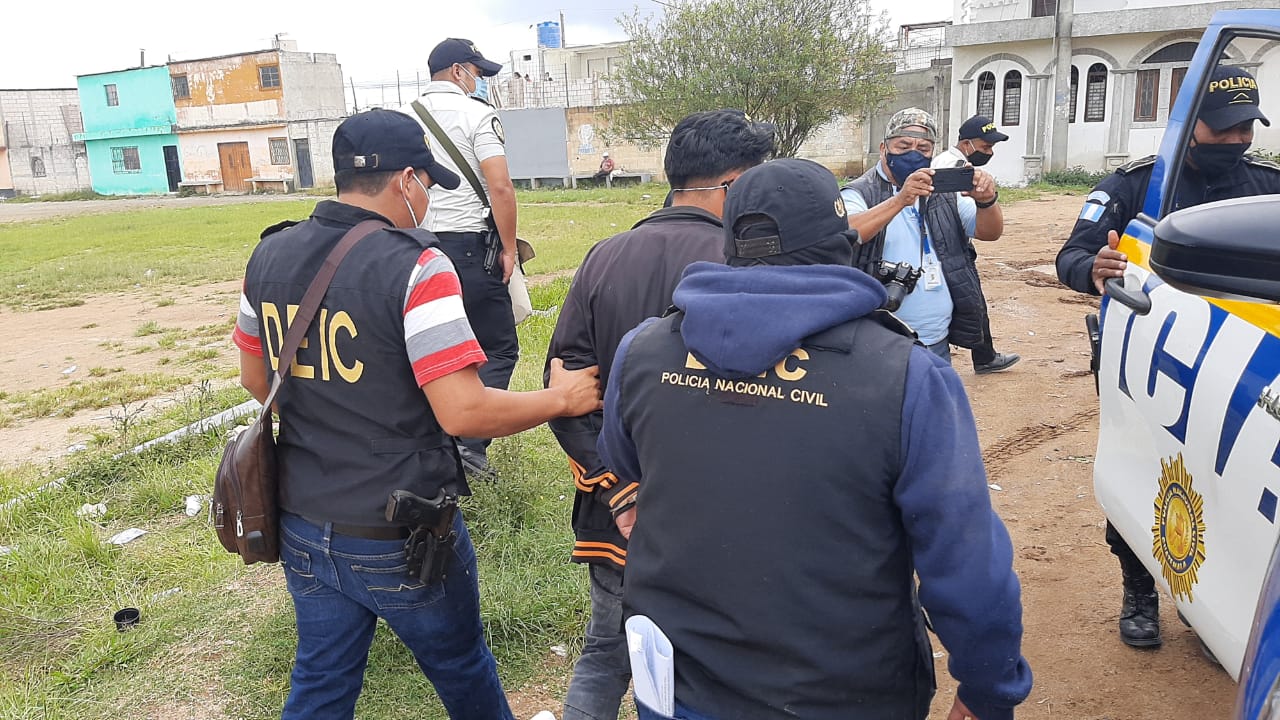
[0,194,1237,718]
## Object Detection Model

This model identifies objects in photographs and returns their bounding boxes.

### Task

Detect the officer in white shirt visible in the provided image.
[404,38,519,475]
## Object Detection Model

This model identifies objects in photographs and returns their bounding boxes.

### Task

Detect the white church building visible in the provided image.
[946,0,1280,185]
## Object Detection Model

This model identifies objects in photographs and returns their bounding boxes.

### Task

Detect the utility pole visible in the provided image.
[350,77,359,112]
[1049,0,1074,172]
[397,70,403,105]
[560,10,567,46]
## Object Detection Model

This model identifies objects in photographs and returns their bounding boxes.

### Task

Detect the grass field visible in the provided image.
[0,182,1088,718]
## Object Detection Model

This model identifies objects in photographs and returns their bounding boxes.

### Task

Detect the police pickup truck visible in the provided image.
[1085,9,1280,717]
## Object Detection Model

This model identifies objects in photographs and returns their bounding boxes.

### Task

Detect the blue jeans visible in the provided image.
[278,512,513,720]
[563,564,630,720]
[636,700,717,720]
[925,339,952,364]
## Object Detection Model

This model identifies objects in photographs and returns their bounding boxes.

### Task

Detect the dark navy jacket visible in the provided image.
[1057,154,1280,294]
[599,262,1032,720]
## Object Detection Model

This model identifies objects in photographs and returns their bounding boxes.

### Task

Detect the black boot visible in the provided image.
[1119,583,1162,648]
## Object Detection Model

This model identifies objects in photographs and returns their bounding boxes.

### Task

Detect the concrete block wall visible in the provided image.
[280,52,346,122]
[0,89,91,195]
[288,118,341,187]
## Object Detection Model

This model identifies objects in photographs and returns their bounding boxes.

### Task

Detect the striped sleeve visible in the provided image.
[231,287,263,356]
[403,247,486,386]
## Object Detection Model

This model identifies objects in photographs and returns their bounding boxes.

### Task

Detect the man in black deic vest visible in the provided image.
[598,159,1032,720]
[232,109,601,720]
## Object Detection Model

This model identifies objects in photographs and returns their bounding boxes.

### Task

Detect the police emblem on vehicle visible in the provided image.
[1151,454,1207,601]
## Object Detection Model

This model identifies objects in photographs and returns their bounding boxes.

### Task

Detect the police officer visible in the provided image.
[600,158,1032,720]
[1056,64,1280,648]
[232,109,601,720]
[932,115,1020,375]
[403,38,519,476]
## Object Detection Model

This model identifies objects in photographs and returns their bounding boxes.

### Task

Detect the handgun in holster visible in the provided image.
[385,489,459,585]
[481,220,502,278]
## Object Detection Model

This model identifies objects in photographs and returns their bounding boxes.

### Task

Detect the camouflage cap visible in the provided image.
[885,107,939,142]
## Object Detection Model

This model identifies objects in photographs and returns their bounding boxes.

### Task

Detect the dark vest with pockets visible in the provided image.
[617,309,936,720]
[846,167,985,348]
[243,219,466,528]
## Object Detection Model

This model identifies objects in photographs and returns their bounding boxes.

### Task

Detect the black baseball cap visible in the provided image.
[1200,65,1270,130]
[724,158,857,265]
[958,115,1009,143]
[332,110,461,189]
[429,38,502,77]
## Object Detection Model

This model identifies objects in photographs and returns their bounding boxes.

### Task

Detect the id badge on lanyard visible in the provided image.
[913,206,943,291]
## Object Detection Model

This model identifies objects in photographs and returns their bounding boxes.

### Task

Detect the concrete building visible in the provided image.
[948,0,1280,185]
[169,35,345,191]
[74,66,181,195]
[0,88,90,198]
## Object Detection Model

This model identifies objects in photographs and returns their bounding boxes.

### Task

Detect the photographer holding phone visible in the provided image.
[929,115,1020,375]
[842,108,1005,366]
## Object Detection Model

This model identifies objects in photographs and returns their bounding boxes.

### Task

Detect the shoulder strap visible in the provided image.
[412,100,490,209]
[256,219,387,417]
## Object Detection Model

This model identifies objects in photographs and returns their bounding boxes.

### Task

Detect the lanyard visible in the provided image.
[907,201,930,265]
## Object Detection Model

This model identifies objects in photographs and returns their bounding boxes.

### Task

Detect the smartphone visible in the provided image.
[930,166,975,194]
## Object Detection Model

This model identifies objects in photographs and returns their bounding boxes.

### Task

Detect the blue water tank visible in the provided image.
[537,21,562,48]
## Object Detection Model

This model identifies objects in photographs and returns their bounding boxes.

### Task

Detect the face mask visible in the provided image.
[460,66,489,103]
[885,150,931,185]
[1188,141,1249,178]
[403,173,431,228]
[963,143,994,167]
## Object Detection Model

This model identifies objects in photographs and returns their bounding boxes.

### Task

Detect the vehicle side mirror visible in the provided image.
[1151,195,1280,303]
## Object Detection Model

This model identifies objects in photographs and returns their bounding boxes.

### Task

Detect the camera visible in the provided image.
[871,261,923,312]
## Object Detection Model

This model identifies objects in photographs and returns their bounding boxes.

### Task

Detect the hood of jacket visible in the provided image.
[671,261,889,379]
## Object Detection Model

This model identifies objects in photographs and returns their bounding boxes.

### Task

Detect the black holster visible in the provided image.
[385,489,459,584]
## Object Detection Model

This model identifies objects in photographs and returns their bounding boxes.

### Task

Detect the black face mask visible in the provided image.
[1188,141,1250,178]
[965,150,994,167]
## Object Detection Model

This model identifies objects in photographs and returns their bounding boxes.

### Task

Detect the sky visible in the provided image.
[2,0,955,93]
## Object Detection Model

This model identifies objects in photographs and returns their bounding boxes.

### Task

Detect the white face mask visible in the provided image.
[403,173,430,228]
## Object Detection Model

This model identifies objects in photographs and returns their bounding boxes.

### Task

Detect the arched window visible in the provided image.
[1085,63,1107,122]
[1143,42,1199,64]
[1002,70,1022,126]
[30,157,46,178]
[1069,66,1079,123]
[976,71,996,119]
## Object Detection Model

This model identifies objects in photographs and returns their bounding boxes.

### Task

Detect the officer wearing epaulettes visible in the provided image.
[1056,64,1280,649]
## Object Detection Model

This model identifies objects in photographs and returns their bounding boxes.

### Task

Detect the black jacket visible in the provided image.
[544,205,724,567]
[1056,154,1280,294]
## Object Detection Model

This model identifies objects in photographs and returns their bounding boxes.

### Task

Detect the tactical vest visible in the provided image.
[244,220,466,527]
[618,312,935,720]
[846,167,986,348]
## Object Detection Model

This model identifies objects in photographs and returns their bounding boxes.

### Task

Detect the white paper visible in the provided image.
[108,528,147,545]
[626,614,675,717]
[184,495,204,517]
[76,502,107,518]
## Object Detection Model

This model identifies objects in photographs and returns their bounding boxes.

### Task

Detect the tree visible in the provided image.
[611,0,896,158]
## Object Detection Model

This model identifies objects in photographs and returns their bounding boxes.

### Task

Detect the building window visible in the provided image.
[1031,0,1056,17]
[1085,63,1108,122]
[1002,70,1022,126]
[105,84,119,107]
[976,71,996,119]
[1069,66,1079,123]
[172,74,190,100]
[268,137,290,165]
[1170,66,1189,108]
[259,65,281,89]
[1144,42,1199,64]
[1135,68,1159,122]
[31,157,46,178]
[111,146,141,174]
